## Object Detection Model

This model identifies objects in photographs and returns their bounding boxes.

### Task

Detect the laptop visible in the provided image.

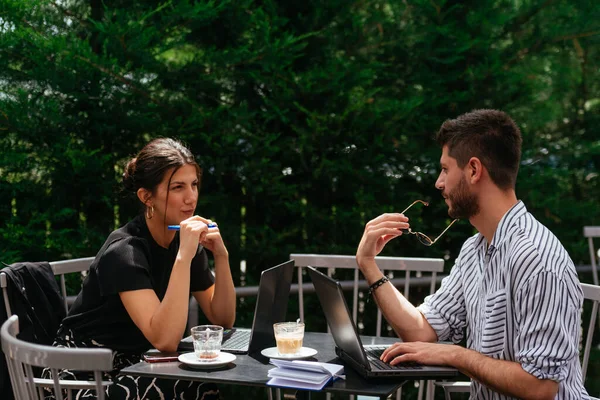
[307,266,458,378]
[179,260,295,355]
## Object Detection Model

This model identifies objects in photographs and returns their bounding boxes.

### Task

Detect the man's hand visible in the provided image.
[356,213,410,265]
[354,212,439,344]
[381,341,459,366]
[382,342,559,400]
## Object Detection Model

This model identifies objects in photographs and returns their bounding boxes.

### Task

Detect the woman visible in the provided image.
[44,138,236,399]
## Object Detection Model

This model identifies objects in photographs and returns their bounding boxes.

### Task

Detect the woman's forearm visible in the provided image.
[148,257,192,350]
[209,254,236,327]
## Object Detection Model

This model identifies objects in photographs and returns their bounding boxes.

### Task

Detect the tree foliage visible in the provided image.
[0,0,600,270]
[1,0,599,316]
[1,0,600,395]
[0,0,600,296]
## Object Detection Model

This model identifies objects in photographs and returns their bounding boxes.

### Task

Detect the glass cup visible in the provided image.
[190,325,223,361]
[273,321,305,356]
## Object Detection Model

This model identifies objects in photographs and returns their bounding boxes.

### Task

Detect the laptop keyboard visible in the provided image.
[222,330,251,350]
[364,346,422,370]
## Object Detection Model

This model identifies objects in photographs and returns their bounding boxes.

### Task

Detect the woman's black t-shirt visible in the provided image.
[61,215,215,353]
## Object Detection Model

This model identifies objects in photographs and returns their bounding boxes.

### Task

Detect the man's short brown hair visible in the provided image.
[436,109,522,190]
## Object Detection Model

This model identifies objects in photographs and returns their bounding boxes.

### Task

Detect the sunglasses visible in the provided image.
[401,200,458,246]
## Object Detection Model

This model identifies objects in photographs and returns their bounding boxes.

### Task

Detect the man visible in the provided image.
[356,109,589,399]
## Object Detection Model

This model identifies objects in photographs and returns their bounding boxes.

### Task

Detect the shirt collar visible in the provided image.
[474,200,527,252]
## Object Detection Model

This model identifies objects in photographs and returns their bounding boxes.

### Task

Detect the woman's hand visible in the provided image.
[179,215,229,260]
[199,222,228,258]
[190,216,235,327]
[177,216,211,262]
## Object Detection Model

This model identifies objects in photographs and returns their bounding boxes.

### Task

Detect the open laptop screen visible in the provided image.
[307,266,371,368]
[247,260,294,354]
[307,266,458,378]
[179,259,294,354]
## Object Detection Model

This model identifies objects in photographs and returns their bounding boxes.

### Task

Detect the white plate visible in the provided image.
[178,352,236,369]
[260,347,318,360]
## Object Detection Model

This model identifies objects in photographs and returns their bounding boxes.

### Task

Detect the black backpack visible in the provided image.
[0,261,67,399]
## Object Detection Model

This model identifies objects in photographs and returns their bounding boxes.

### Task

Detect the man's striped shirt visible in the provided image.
[417,201,589,399]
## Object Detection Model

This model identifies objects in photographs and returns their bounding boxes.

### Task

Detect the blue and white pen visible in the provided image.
[168,222,217,230]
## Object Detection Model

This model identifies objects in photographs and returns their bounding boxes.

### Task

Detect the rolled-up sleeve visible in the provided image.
[417,257,467,343]
[515,269,581,382]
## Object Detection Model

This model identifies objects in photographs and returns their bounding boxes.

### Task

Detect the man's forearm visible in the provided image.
[453,347,558,400]
[359,257,437,342]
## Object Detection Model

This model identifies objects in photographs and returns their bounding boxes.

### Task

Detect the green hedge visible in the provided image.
[1,1,599,397]
[2,0,599,269]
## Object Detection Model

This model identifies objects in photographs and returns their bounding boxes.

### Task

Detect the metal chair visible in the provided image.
[1,257,95,317]
[290,253,445,400]
[581,283,600,387]
[1,315,112,400]
[436,282,600,399]
[584,226,600,286]
[434,381,471,400]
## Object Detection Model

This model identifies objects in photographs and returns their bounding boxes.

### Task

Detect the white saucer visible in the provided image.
[178,352,236,369]
[260,347,318,360]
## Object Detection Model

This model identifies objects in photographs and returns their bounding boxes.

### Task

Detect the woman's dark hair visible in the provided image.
[436,109,522,190]
[123,138,201,203]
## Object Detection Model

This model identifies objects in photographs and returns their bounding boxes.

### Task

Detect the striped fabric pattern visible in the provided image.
[418,201,590,399]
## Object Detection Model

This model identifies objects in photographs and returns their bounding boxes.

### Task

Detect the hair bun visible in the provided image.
[122,158,137,192]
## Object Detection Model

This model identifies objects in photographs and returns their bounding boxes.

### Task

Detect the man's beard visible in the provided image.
[445,175,480,219]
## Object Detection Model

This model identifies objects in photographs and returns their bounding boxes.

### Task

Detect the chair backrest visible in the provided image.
[290,253,444,336]
[1,315,112,400]
[581,282,600,384]
[584,227,600,286]
[1,257,95,317]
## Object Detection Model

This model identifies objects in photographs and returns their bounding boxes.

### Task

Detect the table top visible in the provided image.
[121,332,407,397]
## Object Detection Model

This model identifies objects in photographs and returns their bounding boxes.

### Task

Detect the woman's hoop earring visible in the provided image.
[145,206,154,220]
